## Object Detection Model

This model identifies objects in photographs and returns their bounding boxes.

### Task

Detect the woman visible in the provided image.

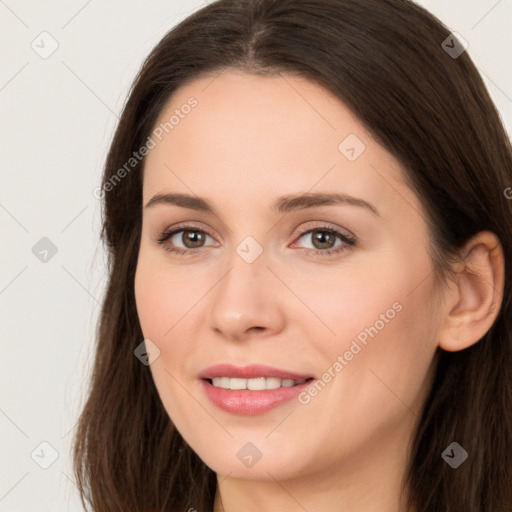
[73,0,512,510]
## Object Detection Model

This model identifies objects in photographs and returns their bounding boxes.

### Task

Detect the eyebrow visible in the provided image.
[144,191,380,217]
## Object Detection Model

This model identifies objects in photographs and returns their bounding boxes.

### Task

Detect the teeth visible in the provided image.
[211,377,307,390]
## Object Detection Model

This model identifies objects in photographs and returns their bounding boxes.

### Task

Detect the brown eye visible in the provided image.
[181,230,207,248]
[156,226,215,255]
[309,229,337,250]
[293,225,356,258]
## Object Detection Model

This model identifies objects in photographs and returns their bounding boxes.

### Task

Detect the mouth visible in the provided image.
[198,364,316,415]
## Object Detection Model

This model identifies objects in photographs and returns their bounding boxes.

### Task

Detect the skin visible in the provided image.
[134,70,504,512]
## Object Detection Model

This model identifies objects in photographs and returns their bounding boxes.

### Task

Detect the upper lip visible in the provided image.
[199,364,314,381]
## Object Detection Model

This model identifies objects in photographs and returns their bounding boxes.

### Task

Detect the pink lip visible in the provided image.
[200,379,313,416]
[198,363,314,380]
[198,364,315,416]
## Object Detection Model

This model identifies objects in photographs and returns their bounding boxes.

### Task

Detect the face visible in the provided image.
[134,70,443,483]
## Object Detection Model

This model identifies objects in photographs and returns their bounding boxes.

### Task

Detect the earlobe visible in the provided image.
[438,231,505,353]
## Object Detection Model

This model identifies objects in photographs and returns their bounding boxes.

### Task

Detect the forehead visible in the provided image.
[142,70,411,216]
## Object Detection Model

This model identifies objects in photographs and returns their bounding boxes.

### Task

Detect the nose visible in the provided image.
[207,249,286,341]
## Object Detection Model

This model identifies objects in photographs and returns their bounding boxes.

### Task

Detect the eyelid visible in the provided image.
[156,221,218,241]
[293,221,355,241]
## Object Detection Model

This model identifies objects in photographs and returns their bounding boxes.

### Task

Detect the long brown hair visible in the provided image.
[73,0,512,510]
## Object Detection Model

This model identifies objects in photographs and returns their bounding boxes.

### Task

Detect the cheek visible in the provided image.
[134,250,198,342]
[134,256,203,425]
[301,249,439,416]
[334,279,438,428]
[285,260,427,360]
[134,250,211,399]
[289,276,439,468]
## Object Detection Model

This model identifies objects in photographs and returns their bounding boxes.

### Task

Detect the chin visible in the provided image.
[194,440,309,482]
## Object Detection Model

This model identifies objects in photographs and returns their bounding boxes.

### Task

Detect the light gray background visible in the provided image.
[1,0,511,510]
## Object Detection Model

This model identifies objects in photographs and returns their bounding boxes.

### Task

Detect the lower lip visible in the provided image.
[201,379,313,416]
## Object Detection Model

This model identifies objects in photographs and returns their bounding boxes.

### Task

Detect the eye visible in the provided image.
[292,224,356,257]
[156,225,216,255]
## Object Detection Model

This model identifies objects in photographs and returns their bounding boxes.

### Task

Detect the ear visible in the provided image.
[438,231,505,352]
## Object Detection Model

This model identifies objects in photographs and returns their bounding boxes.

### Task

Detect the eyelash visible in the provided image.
[155,223,356,258]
